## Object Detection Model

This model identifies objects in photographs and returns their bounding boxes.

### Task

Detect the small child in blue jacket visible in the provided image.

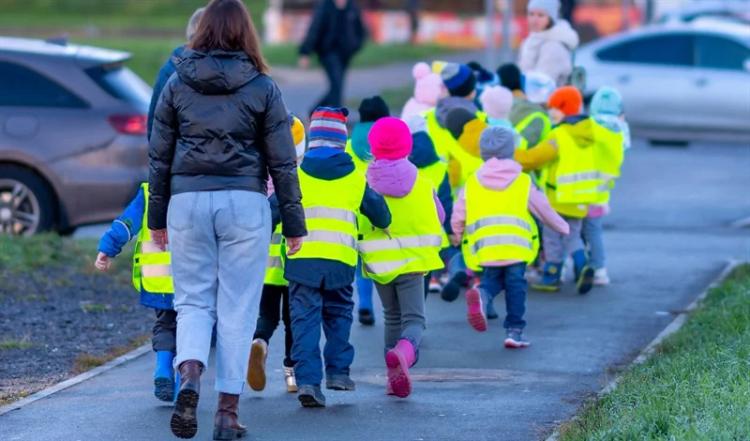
[94,183,177,402]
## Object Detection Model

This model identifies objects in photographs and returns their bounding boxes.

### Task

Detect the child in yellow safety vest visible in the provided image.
[583,87,628,286]
[514,86,598,294]
[361,117,445,397]
[451,126,569,347]
[247,115,307,395]
[94,183,178,403]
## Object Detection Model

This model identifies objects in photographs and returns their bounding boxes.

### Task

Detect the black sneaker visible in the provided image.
[358,308,375,326]
[441,271,468,302]
[298,384,326,408]
[577,266,595,295]
[326,374,356,391]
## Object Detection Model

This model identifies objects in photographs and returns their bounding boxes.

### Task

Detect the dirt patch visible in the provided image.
[0,263,152,405]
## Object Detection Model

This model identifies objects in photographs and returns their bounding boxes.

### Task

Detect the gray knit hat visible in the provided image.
[480,126,516,161]
[527,0,560,20]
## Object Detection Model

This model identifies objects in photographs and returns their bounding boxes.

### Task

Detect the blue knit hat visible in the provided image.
[308,107,349,149]
[441,63,477,97]
[590,87,624,116]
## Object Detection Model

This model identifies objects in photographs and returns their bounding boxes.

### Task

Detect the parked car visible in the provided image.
[576,25,750,142]
[0,37,151,236]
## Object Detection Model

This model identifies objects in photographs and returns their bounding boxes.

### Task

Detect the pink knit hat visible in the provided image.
[480,86,514,120]
[412,62,445,106]
[368,117,413,160]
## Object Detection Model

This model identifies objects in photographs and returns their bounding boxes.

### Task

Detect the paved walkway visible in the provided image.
[4,140,748,441]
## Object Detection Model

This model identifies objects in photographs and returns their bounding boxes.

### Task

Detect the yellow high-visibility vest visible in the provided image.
[132,183,174,294]
[514,110,552,149]
[423,109,455,162]
[359,176,445,284]
[592,120,625,204]
[462,173,539,270]
[264,223,287,286]
[288,169,366,266]
[345,139,370,176]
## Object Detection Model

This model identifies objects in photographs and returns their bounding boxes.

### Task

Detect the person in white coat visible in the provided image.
[518,0,580,87]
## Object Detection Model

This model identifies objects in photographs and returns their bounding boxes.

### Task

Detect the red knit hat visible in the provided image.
[368,117,413,160]
[547,86,583,116]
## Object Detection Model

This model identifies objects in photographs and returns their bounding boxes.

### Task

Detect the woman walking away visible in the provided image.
[148,0,306,439]
[518,0,579,86]
[298,0,367,110]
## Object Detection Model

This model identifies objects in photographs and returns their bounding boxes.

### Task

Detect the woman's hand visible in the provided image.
[151,229,169,250]
[285,236,304,256]
[298,56,310,70]
[94,252,111,272]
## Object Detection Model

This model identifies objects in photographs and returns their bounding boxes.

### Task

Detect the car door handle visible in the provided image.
[617,74,631,84]
[695,77,709,87]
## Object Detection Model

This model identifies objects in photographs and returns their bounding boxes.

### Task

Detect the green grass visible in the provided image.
[559,264,750,440]
[0,338,33,351]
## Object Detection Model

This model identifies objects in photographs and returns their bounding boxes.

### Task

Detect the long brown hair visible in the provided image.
[189,0,269,74]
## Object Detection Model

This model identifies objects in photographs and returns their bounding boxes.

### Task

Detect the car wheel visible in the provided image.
[0,165,55,236]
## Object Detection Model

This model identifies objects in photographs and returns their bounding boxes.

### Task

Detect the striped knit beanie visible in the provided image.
[308,107,349,149]
[441,63,477,98]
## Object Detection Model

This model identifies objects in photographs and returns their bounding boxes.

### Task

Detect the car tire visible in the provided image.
[0,164,56,236]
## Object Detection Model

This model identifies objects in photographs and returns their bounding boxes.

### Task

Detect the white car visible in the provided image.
[576,25,750,142]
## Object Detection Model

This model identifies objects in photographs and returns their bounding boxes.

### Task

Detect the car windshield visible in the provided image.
[85,63,151,112]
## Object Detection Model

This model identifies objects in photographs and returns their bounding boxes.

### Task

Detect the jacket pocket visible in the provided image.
[229,191,267,232]
[167,193,196,232]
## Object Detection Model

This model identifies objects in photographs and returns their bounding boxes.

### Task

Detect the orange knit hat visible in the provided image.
[547,86,583,116]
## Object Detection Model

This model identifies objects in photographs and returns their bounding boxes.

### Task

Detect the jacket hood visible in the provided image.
[367,159,418,198]
[175,49,260,95]
[532,20,580,50]
[301,148,355,180]
[409,131,440,168]
[436,96,478,127]
[350,122,374,162]
[558,115,595,147]
[477,158,522,190]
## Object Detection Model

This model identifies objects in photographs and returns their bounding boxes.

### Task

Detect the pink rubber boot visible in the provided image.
[385,339,416,398]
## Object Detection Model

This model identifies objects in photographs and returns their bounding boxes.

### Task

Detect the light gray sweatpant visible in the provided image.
[542,216,584,263]
[374,273,426,355]
[168,190,271,394]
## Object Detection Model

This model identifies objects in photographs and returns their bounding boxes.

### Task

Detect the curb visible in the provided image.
[544,259,741,441]
[0,343,151,417]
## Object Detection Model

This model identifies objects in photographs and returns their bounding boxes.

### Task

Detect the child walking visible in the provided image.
[247,115,307,394]
[584,87,628,285]
[359,117,445,398]
[285,107,391,408]
[94,183,177,402]
[452,127,569,347]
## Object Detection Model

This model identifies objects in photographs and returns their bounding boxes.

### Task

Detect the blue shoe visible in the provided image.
[154,351,175,402]
[572,250,594,295]
[531,262,562,292]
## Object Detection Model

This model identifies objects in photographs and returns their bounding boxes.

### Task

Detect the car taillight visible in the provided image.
[108,114,147,136]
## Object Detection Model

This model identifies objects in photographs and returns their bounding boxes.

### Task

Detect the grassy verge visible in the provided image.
[559,264,750,440]
[70,37,455,84]
[72,334,150,374]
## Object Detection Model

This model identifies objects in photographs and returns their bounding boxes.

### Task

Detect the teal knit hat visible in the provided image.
[590,87,624,116]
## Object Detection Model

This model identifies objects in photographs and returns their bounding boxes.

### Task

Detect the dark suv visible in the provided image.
[0,37,151,235]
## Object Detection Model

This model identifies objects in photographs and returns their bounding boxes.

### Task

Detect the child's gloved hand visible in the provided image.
[95,252,112,272]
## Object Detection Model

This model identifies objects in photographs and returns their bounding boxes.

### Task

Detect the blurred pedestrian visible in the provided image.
[299,0,368,111]
[146,6,204,140]
[518,0,580,86]
[148,0,306,438]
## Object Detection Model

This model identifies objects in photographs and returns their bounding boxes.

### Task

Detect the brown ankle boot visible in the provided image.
[170,360,203,439]
[213,393,247,440]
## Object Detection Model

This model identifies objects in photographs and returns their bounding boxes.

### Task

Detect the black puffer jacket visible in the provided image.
[148,49,306,238]
[299,0,367,59]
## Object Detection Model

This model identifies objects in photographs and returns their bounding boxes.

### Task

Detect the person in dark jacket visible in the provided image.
[286,107,391,408]
[148,1,306,438]
[146,7,204,140]
[298,0,367,111]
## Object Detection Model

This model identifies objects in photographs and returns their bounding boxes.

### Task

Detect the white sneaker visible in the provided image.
[593,268,610,286]
[560,257,575,283]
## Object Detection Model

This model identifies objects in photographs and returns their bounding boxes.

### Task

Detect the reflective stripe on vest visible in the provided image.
[554,125,600,205]
[264,226,287,286]
[289,169,366,266]
[359,176,444,284]
[132,183,174,295]
[463,173,539,269]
